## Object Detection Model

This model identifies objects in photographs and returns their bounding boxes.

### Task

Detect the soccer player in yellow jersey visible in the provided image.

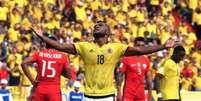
[156,46,186,101]
[32,21,176,101]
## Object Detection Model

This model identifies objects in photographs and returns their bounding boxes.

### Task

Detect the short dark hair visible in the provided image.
[134,37,145,44]
[173,46,185,54]
[96,20,111,35]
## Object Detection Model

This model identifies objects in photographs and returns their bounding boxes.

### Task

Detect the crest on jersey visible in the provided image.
[89,49,95,52]
[107,48,112,53]
[143,64,147,69]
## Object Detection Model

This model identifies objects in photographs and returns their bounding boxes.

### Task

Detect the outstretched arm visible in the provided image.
[124,40,175,56]
[31,26,77,54]
[156,73,164,101]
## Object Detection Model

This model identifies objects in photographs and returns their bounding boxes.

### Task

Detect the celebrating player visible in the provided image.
[32,21,175,101]
[21,36,72,101]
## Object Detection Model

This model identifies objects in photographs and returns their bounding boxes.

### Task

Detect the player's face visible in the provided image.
[177,51,185,62]
[93,22,108,38]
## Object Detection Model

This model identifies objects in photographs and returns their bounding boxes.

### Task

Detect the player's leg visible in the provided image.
[123,91,135,101]
[48,91,62,101]
[31,90,45,101]
[46,86,62,101]
[134,91,146,101]
[30,85,45,101]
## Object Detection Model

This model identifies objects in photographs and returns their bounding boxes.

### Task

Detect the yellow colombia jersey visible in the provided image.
[74,42,128,96]
[157,59,180,100]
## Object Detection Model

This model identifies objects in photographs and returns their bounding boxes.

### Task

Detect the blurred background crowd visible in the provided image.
[0,0,201,100]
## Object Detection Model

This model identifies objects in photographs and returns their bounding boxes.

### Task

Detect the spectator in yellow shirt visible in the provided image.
[8,24,21,42]
[0,2,9,27]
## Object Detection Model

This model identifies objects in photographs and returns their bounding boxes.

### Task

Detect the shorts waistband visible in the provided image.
[84,94,115,99]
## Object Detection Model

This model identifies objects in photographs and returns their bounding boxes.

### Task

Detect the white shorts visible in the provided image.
[84,95,115,101]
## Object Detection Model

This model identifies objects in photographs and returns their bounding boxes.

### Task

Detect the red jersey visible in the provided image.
[32,49,69,86]
[120,55,150,99]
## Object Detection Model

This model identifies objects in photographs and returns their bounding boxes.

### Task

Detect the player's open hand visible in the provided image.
[165,39,175,48]
[31,24,43,37]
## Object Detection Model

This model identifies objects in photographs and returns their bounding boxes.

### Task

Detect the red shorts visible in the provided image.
[31,85,61,101]
[123,87,145,101]
[123,95,145,101]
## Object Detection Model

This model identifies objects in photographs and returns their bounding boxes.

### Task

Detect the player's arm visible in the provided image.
[146,71,152,101]
[116,71,124,101]
[124,40,175,56]
[116,71,124,92]
[31,26,77,54]
[61,55,72,79]
[21,56,36,85]
[115,62,125,101]
[156,73,164,101]
[61,66,72,79]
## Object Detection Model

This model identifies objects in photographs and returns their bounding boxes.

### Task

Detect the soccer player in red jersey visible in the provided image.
[21,36,72,101]
[117,37,152,101]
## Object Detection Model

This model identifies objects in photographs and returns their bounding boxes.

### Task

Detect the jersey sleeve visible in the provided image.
[115,43,128,57]
[63,54,70,69]
[71,67,77,80]
[157,60,166,76]
[74,42,85,55]
[145,57,151,74]
[119,58,127,73]
[31,51,39,61]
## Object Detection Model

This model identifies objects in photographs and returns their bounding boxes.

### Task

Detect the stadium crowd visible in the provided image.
[0,0,201,100]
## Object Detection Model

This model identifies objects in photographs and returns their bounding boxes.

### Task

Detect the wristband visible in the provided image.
[157,93,162,98]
